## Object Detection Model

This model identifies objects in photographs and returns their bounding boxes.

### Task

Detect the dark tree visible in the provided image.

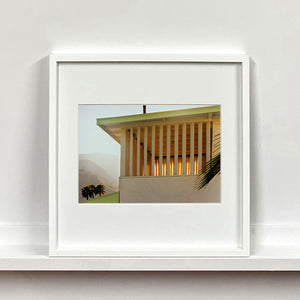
[94,184,105,197]
[81,186,91,201]
[88,184,96,198]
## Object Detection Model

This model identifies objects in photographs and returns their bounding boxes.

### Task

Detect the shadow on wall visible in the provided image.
[28,56,50,221]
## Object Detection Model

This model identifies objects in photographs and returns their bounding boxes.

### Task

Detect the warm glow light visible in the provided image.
[153,156,198,176]
[178,159,182,175]
[170,158,174,175]
[186,159,190,175]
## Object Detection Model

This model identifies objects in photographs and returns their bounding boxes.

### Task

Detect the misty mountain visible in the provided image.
[79,153,120,202]
[79,153,120,179]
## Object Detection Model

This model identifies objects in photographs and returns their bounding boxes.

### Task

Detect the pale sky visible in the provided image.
[78,105,208,155]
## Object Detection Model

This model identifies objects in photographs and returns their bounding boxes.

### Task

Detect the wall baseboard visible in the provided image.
[0,222,48,246]
[1,222,300,248]
[251,223,300,247]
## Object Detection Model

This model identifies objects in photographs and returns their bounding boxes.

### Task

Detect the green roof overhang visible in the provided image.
[97,105,220,127]
[96,105,220,144]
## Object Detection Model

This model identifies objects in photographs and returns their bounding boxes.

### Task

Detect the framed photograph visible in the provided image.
[49,54,250,257]
[79,104,221,204]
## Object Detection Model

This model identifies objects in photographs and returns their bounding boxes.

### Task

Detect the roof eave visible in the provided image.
[96,105,220,127]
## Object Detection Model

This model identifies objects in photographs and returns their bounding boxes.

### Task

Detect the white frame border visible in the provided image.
[49,53,250,258]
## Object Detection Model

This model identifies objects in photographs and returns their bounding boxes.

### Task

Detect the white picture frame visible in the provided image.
[49,53,250,258]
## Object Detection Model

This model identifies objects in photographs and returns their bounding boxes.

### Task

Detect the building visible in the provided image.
[97,105,221,203]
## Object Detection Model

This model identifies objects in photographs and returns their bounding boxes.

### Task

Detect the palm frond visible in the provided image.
[194,154,220,190]
[194,133,221,190]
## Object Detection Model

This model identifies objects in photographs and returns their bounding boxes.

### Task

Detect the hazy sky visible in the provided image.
[78,105,208,155]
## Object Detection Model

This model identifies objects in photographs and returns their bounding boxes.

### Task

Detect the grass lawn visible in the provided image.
[82,192,119,203]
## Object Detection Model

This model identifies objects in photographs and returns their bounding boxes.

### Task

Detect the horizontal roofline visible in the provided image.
[97,105,220,126]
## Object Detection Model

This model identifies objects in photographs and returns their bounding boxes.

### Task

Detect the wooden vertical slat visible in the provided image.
[159,125,163,176]
[174,124,178,175]
[136,127,140,176]
[190,123,194,175]
[212,122,221,158]
[198,123,203,174]
[212,121,215,157]
[182,123,186,175]
[144,126,148,176]
[206,122,211,163]
[166,124,171,175]
[151,125,155,176]
[120,128,126,176]
[129,128,133,176]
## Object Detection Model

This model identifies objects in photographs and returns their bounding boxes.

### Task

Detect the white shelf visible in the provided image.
[1,245,300,271]
[1,224,300,270]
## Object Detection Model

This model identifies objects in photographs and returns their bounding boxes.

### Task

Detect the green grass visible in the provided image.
[82,192,119,203]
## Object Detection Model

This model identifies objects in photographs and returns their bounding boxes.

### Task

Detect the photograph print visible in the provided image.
[79,104,221,203]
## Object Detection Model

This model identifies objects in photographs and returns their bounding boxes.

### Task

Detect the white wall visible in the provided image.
[1,0,300,297]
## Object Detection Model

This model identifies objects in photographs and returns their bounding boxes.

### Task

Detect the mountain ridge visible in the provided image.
[78,152,120,203]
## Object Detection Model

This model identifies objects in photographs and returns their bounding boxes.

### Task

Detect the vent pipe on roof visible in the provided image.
[143,105,146,114]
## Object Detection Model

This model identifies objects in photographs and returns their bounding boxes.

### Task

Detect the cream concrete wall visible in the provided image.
[119,175,220,203]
